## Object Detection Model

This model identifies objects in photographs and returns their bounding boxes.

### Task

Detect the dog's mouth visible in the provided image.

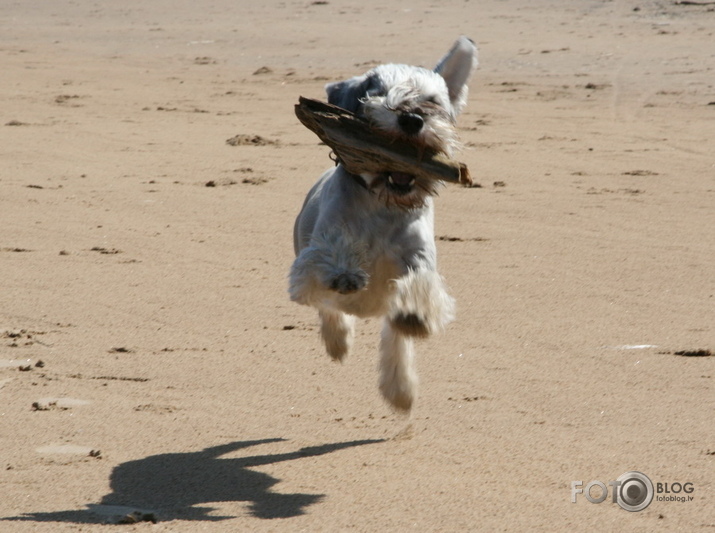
[366,170,439,209]
[384,171,416,195]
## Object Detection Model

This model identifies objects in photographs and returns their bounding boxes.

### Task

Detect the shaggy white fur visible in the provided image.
[289,36,477,411]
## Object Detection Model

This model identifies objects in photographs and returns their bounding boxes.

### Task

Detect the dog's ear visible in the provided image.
[434,36,478,114]
[325,74,372,113]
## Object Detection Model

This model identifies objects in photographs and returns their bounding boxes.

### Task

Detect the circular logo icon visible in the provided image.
[616,471,654,512]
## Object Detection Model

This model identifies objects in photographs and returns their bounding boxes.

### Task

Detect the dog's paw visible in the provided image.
[381,385,415,412]
[329,271,368,295]
[390,313,430,338]
[379,356,417,412]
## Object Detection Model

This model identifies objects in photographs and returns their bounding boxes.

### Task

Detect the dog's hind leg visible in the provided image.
[378,319,417,411]
[319,309,355,362]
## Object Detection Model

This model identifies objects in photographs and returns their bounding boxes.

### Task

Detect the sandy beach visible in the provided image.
[1,0,713,530]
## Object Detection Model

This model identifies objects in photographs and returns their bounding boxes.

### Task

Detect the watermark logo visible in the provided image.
[613,471,654,512]
[571,471,694,512]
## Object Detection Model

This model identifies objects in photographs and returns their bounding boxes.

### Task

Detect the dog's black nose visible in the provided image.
[398,113,424,135]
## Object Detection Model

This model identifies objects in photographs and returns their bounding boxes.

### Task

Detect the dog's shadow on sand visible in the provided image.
[3,438,383,523]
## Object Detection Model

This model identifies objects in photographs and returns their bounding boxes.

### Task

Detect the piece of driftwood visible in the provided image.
[295,97,472,186]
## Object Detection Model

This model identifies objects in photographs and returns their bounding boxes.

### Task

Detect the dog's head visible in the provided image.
[325,36,477,208]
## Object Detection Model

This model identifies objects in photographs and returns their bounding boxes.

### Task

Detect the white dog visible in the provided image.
[289,37,478,411]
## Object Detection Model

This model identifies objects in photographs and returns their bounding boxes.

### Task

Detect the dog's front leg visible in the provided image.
[388,233,455,338]
[390,268,455,338]
[289,229,369,306]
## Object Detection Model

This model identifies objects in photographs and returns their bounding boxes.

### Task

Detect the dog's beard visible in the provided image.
[365,171,442,210]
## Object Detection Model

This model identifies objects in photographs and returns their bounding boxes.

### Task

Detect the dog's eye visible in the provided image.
[364,75,386,98]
